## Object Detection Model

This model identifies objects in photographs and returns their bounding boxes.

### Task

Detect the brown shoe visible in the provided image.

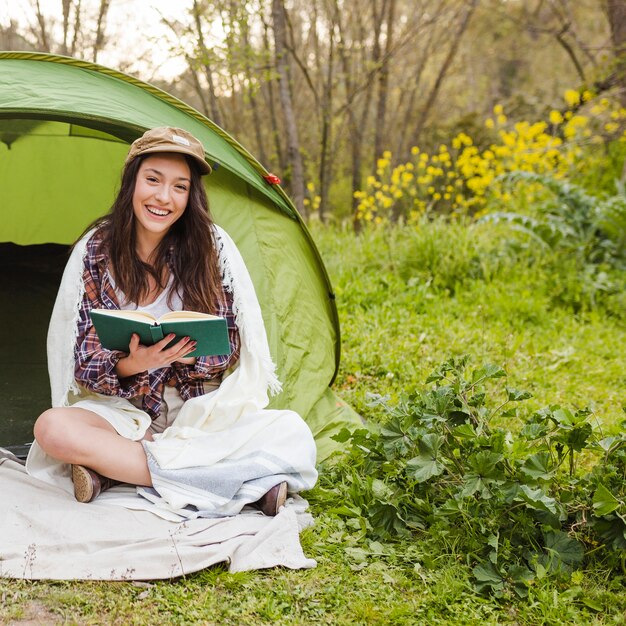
[71,464,120,503]
[253,481,288,516]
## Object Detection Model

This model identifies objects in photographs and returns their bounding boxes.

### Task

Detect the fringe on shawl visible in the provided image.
[214,227,282,396]
[55,234,91,406]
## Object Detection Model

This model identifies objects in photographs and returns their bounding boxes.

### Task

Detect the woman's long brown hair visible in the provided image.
[89,154,224,313]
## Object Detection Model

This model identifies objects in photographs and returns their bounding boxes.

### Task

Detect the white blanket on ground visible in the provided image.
[0,459,316,580]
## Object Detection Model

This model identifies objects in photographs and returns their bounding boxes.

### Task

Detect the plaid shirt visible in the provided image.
[74,231,240,420]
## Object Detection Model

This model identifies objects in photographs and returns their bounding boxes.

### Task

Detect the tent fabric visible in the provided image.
[0,52,361,460]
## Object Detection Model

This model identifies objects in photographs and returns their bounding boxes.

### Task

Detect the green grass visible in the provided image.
[2,221,625,625]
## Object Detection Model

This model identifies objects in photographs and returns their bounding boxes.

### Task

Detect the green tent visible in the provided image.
[0,51,360,460]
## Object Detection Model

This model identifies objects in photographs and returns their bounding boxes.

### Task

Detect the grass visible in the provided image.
[2,221,625,625]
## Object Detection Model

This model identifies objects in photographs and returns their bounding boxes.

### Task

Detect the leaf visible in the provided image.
[371,479,393,500]
[581,597,603,612]
[406,434,446,483]
[551,407,574,425]
[506,387,532,402]
[472,562,504,593]
[592,484,621,516]
[452,423,476,439]
[591,515,626,550]
[508,564,534,598]
[472,364,506,383]
[515,485,560,516]
[380,418,411,456]
[520,452,554,480]
[543,530,584,569]
[596,436,622,453]
[564,423,593,452]
[407,455,445,483]
[331,427,355,443]
[467,451,503,477]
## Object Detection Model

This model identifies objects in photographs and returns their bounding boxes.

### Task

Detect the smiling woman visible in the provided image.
[28,126,318,515]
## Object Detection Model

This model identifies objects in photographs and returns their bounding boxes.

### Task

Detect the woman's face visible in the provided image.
[132,153,191,243]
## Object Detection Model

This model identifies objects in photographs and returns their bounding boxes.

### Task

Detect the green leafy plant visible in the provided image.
[481,171,626,267]
[316,357,626,597]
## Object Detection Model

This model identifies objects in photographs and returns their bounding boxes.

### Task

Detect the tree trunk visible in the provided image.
[318,19,335,223]
[61,0,71,55]
[272,0,307,217]
[605,0,626,106]
[241,6,269,167]
[373,0,396,163]
[332,0,366,231]
[33,0,50,51]
[261,16,286,173]
[70,0,81,56]
[410,0,479,145]
[192,0,224,128]
[93,0,110,63]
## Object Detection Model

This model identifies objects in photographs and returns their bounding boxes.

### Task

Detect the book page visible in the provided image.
[91,309,157,323]
[157,311,222,322]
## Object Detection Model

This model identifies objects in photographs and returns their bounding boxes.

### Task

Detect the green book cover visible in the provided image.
[90,309,231,358]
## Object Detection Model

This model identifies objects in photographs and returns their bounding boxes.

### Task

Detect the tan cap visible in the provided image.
[125,127,211,175]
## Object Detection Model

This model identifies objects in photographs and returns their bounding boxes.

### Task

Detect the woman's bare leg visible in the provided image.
[33,407,152,486]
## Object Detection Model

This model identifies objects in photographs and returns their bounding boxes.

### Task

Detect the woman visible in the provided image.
[31,127,316,516]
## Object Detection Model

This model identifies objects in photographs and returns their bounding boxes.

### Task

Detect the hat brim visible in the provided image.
[127,146,212,175]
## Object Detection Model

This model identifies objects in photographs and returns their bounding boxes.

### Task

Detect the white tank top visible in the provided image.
[112,273,184,316]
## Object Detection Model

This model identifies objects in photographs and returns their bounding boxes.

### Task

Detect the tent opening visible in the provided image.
[0,242,67,454]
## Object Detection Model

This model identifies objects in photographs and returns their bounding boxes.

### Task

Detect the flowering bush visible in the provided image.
[352,91,626,225]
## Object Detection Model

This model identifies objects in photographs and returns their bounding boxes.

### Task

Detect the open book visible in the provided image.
[90,309,230,358]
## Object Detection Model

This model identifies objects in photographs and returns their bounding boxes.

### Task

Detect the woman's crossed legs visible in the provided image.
[33,407,152,487]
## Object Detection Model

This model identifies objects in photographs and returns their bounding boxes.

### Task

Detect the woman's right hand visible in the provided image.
[115,333,197,378]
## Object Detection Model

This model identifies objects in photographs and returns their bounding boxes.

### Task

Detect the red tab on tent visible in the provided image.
[263,173,281,185]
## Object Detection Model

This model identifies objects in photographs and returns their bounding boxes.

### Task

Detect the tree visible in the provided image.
[272,0,307,217]
[604,0,626,106]
[23,0,110,61]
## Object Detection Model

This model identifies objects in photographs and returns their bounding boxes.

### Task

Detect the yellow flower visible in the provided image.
[485,118,495,129]
[493,104,504,115]
[411,146,420,155]
[382,150,392,160]
[564,89,580,107]
[549,110,563,125]
[497,114,507,125]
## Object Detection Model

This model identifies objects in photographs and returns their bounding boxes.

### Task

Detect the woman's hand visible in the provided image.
[115,333,197,378]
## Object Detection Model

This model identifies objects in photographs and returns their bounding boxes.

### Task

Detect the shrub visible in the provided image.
[315,357,626,597]
[351,93,626,225]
